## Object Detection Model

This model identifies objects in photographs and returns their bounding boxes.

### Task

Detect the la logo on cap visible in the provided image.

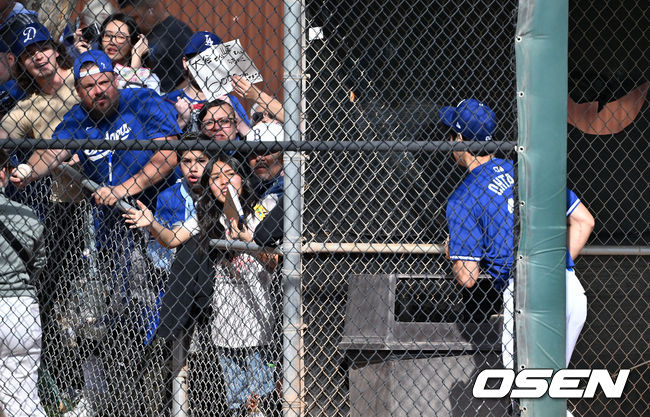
[204,34,214,47]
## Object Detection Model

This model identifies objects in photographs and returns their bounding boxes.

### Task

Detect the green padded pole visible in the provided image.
[515,0,568,416]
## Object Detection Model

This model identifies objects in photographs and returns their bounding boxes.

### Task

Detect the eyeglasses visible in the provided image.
[102,32,129,43]
[202,118,236,130]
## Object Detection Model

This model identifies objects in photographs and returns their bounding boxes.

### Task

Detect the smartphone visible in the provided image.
[81,23,101,44]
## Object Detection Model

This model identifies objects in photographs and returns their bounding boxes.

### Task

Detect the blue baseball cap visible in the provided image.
[184,31,222,56]
[11,22,53,56]
[439,98,497,141]
[73,50,114,80]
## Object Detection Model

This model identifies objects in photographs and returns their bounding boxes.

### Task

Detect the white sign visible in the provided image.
[472,368,630,399]
[187,39,263,101]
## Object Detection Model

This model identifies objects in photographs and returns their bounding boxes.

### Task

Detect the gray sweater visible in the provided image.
[0,191,46,298]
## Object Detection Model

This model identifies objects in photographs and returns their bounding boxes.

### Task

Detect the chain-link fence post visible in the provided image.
[283,1,305,416]
[516,0,568,416]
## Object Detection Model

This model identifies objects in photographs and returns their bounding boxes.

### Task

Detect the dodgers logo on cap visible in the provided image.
[22,26,37,42]
[11,22,52,56]
[184,31,222,56]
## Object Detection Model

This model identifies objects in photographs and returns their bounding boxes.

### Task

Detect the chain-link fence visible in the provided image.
[0,1,646,416]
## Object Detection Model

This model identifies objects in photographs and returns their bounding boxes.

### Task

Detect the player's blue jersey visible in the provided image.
[447,158,515,290]
[53,88,181,191]
[566,188,581,271]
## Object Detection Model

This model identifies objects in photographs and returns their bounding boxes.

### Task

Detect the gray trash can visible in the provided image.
[339,274,509,417]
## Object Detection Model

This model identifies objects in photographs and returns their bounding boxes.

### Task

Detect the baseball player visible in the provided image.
[441,98,516,368]
[565,189,593,366]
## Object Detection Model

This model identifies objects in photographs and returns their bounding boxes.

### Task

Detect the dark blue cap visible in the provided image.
[73,50,114,80]
[439,98,497,141]
[184,31,222,56]
[11,22,52,56]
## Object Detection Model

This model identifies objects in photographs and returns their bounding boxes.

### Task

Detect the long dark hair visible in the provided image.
[99,13,142,64]
[195,152,257,249]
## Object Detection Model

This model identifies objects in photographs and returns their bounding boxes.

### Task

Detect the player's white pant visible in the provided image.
[566,269,587,366]
[0,297,47,417]
[502,278,515,369]
[501,272,586,370]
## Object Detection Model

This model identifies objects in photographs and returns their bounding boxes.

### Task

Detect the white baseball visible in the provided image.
[13,163,32,179]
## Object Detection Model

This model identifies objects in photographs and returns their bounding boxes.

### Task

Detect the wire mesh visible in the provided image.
[0,1,645,417]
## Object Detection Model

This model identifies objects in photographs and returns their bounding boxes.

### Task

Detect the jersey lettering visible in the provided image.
[487,173,514,195]
[84,149,111,161]
[103,123,132,142]
[83,123,132,160]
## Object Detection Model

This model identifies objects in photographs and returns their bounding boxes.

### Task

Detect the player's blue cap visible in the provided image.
[11,22,53,56]
[184,31,222,56]
[439,98,497,141]
[73,50,114,80]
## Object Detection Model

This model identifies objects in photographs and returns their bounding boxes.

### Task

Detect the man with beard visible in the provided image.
[247,121,284,200]
[13,49,180,416]
[15,50,179,207]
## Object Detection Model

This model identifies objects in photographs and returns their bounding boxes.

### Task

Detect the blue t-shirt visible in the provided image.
[566,188,582,271]
[446,158,515,290]
[53,88,180,191]
[53,88,181,247]
[147,179,195,270]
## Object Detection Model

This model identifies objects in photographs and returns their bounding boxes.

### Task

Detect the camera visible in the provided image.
[81,23,101,44]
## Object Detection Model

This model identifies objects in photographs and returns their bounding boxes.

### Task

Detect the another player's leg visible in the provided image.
[565,269,587,366]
